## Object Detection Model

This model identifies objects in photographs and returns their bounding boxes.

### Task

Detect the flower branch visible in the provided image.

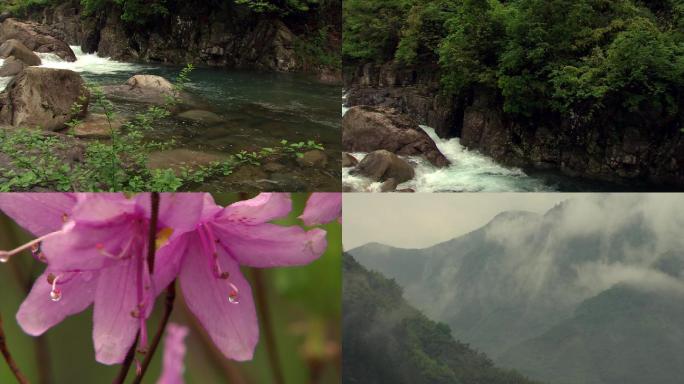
[132,281,177,384]
[0,312,30,384]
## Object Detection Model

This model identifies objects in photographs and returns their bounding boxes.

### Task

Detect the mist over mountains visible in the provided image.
[348,195,684,384]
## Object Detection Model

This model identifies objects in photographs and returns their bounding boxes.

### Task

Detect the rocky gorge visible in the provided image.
[343,61,684,191]
[0,3,341,192]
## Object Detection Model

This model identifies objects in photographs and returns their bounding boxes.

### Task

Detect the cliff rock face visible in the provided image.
[30,0,339,76]
[344,62,463,138]
[460,92,684,186]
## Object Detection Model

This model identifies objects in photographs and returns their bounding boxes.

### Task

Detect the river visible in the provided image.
[2,46,341,191]
[341,107,650,192]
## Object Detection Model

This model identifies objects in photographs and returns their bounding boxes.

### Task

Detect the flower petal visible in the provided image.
[137,193,207,239]
[153,236,187,296]
[157,323,189,384]
[179,235,258,361]
[16,270,97,336]
[41,221,135,271]
[71,193,135,224]
[299,193,342,226]
[93,258,141,365]
[215,193,292,225]
[212,222,327,268]
[0,193,77,236]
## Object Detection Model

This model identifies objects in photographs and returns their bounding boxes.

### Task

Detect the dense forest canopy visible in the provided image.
[344,0,684,120]
[1,0,327,21]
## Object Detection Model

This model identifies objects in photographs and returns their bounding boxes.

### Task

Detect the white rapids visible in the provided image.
[37,45,145,74]
[342,121,556,192]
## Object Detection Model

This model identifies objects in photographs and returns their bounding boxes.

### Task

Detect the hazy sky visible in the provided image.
[343,193,597,250]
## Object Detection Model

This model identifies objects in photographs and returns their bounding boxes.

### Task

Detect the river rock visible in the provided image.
[296,150,328,168]
[352,150,415,183]
[342,105,450,168]
[0,57,26,77]
[342,152,359,167]
[147,148,226,173]
[0,19,76,61]
[102,75,199,107]
[72,113,124,138]
[126,75,174,92]
[177,109,224,124]
[0,67,89,131]
[263,161,286,172]
[0,39,41,66]
[0,12,11,23]
[380,178,398,192]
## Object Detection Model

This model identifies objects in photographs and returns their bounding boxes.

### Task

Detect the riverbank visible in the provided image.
[0,17,341,192]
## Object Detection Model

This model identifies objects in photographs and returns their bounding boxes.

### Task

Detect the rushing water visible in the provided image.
[343,125,557,192]
[3,46,341,191]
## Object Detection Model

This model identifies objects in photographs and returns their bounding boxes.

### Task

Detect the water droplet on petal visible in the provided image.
[228,290,239,304]
[0,251,9,263]
[50,288,62,302]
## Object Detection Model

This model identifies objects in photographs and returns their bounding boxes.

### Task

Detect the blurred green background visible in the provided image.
[0,193,341,384]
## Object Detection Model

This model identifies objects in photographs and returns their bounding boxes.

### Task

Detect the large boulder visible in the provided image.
[0,18,76,62]
[0,39,41,66]
[103,75,198,107]
[0,57,26,77]
[352,150,415,183]
[0,68,89,131]
[342,105,450,167]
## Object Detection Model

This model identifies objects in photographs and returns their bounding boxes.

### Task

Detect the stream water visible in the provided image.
[3,46,341,191]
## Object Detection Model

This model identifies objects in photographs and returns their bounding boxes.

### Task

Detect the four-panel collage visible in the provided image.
[0,0,682,383]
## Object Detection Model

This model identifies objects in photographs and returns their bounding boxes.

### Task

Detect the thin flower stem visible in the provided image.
[112,332,139,384]
[0,312,30,384]
[146,192,160,275]
[34,336,52,384]
[251,269,285,384]
[132,281,177,384]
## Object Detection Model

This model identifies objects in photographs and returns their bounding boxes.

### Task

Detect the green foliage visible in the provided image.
[342,0,413,62]
[293,26,341,69]
[0,65,326,192]
[80,0,169,22]
[0,0,57,16]
[234,0,319,14]
[345,0,684,122]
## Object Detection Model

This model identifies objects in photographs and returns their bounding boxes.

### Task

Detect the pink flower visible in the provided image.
[299,193,342,226]
[0,193,205,365]
[166,193,328,361]
[157,323,189,384]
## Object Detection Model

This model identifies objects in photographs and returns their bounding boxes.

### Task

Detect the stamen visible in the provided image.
[50,275,62,302]
[0,230,63,263]
[96,238,134,260]
[198,224,240,304]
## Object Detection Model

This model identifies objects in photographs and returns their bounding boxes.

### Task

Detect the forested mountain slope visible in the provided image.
[343,254,538,384]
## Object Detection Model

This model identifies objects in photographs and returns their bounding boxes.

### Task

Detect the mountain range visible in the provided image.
[347,195,684,384]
